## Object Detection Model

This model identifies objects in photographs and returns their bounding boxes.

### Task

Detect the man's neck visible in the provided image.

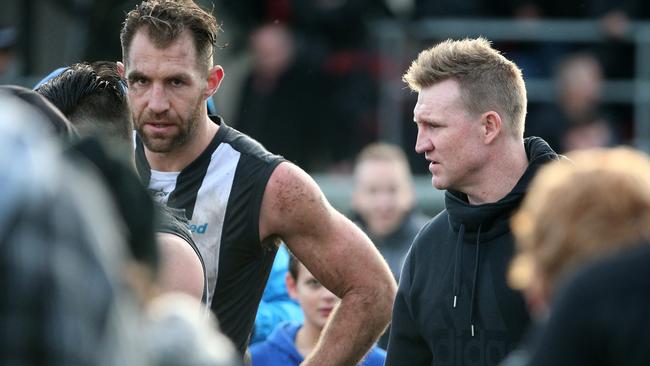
[465,139,528,205]
[145,115,218,172]
[295,323,322,358]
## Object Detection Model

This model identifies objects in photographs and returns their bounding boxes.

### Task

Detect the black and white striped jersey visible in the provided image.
[135,116,284,354]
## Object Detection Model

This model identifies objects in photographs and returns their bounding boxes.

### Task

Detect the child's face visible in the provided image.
[287,263,340,330]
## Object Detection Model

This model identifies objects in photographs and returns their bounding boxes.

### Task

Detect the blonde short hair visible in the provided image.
[403,37,526,138]
[355,143,411,173]
[510,147,650,295]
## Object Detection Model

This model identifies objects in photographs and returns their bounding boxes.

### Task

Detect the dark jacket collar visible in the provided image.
[446,137,559,240]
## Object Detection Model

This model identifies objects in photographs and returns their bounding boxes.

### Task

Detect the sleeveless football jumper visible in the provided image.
[135,116,285,353]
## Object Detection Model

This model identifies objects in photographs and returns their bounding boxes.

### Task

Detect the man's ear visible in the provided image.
[482,111,502,144]
[117,61,126,78]
[205,65,224,98]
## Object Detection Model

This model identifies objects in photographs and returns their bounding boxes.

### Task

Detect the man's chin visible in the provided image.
[137,127,192,154]
[431,177,447,191]
[141,136,175,154]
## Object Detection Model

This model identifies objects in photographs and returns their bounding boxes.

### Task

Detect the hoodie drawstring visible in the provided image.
[452,224,483,337]
[469,224,482,337]
[452,224,465,309]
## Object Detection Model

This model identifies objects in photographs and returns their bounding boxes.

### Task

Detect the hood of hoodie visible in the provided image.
[265,321,304,363]
[260,321,386,366]
[446,137,559,241]
[445,137,559,338]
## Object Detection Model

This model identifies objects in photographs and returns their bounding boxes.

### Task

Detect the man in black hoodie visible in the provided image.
[385,37,560,365]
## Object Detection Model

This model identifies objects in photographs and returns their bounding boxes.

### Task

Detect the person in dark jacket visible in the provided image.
[508,147,650,319]
[385,37,560,366]
[500,147,650,366]
[523,243,650,366]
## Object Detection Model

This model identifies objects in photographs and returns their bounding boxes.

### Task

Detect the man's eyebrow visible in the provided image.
[165,73,192,82]
[414,117,442,126]
[126,71,192,82]
[126,70,147,80]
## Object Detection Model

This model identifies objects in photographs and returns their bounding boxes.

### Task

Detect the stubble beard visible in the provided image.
[136,98,203,154]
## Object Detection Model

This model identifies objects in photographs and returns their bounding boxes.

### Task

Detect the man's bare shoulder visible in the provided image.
[268,162,324,204]
[259,162,332,240]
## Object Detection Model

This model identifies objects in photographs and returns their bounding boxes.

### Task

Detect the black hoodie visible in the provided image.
[385,137,559,366]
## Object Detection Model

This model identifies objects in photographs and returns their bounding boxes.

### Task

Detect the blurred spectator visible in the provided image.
[249,253,386,366]
[502,147,650,365]
[251,244,303,345]
[0,88,146,366]
[0,26,17,82]
[526,52,619,153]
[351,143,428,282]
[235,22,332,171]
[147,293,242,366]
[351,143,428,349]
[509,147,650,318]
[34,61,209,304]
[226,1,390,172]
[516,243,650,366]
[556,53,605,121]
[510,1,544,19]
[0,84,78,140]
[587,0,648,79]
[561,111,615,152]
[292,1,389,170]
[537,0,649,79]
[35,62,131,144]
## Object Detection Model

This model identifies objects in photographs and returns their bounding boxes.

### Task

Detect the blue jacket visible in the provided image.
[251,244,303,344]
[250,322,386,366]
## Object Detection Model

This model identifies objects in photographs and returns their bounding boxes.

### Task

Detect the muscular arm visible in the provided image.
[260,162,397,365]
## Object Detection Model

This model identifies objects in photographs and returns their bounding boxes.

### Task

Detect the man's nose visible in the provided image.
[147,83,170,114]
[415,128,433,154]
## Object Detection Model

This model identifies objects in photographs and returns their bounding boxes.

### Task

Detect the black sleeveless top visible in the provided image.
[135,116,285,354]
